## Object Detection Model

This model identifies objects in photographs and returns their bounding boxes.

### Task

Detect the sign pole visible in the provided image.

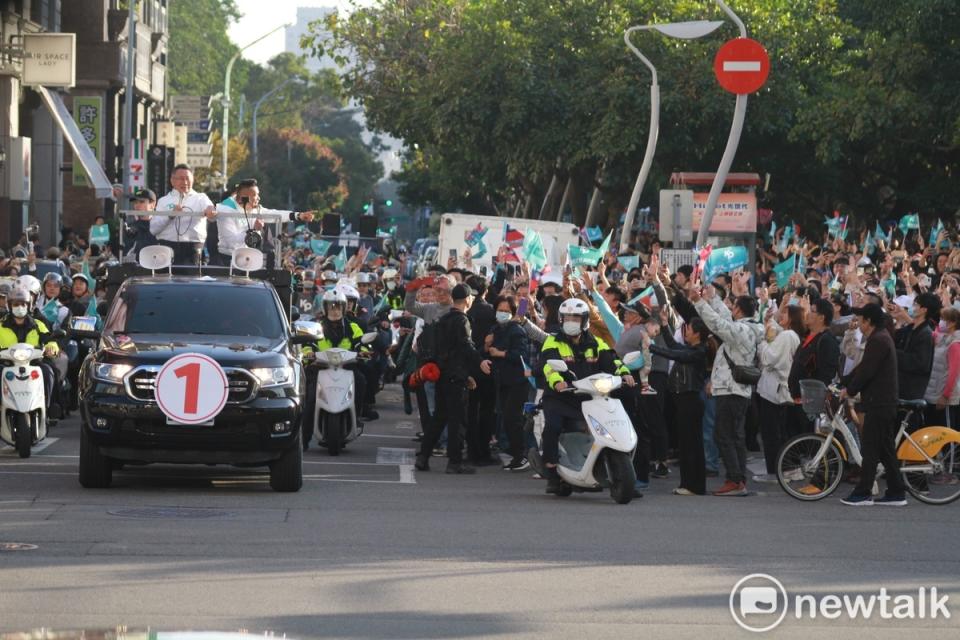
[121,2,135,204]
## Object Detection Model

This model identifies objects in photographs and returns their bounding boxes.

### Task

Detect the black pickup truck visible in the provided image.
[74,266,312,491]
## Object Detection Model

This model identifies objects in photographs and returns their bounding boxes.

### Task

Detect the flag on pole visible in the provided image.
[703,246,749,281]
[522,228,548,272]
[929,219,944,247]
[332,247,347,271]
[503,224,525,248]
[864,231,875,255]
[768,220,777,242]
[627,286,656,309]
[899,213,920,235]
[310,238,332,256]
[778,224,794,254]
[597,231,613,257]
[618,255,640,271]
[568,244,603,267]
[585,226,604,243]
[773,256,796,288]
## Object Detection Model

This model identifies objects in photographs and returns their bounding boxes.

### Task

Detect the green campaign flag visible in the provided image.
[773,256,796,289]
[332,248,347,272]
[81,260,94,289]
[898,213,920,235]
[90,224,110,247]
[522,228,547,272]
[568,244,603,267]
[41,299,59,326]
[597,231,612,257]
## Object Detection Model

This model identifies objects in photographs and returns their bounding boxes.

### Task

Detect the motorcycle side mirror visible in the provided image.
[546,359,568,373]
[290,334,316,346]
[360,332,378,345]
[622,351,644,366]
[51,329,67,340]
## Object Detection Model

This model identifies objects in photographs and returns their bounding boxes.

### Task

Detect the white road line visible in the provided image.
[0,437,60,456]
[398,464,416,484]
[376,447,415,465]
[723,60,761,72]
[361,433,417,440]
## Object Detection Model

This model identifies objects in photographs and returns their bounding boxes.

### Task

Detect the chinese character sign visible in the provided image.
[72,96,102,188]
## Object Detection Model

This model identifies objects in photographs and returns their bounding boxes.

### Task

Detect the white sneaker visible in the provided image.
[783,468,805,482]
[752,473,779,484]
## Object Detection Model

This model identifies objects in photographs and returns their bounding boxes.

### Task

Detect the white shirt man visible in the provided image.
[216,178,313,261]
[148,165,216,265]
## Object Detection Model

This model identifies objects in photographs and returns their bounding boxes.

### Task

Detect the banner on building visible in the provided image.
[72,96,103,188]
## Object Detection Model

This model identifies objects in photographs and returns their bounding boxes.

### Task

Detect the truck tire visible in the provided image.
[270,433,303,492]
[14,413,30,459]
[79,425,113,488]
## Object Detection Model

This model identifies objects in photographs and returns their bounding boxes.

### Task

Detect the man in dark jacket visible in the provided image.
[788,297,841,436]
[840,303,906,506]
[892,292,938,401]
[465,275,498,465]
[415,284,492,474]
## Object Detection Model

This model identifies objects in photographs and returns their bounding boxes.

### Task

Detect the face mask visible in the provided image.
[11,305,28,318]
[496,311,512,324]
[562,320,582,336]
[907,307,916,319]
[938,321,948,332]
[386,281,397,291]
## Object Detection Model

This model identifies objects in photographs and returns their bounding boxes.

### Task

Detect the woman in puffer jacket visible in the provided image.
[754,304,804,482]
[924,307,960,428]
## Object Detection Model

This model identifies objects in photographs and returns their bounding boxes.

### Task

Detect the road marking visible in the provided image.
[723,60,762,72]
[376,447,415,465]
[395,421,415,430]
[399,464,416,484]
[0,437,60,456]
[361,433,417,440]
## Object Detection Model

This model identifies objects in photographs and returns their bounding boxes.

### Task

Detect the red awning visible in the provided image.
[670,172,761,187]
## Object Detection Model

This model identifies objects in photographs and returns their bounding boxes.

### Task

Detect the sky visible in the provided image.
[229,0,371,65]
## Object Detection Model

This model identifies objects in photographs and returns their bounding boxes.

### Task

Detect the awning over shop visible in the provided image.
[35,85,113,199]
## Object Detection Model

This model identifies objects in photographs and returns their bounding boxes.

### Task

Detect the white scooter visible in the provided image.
[306,331,378,456]
[527,354,642,504]
[0,343,47,458]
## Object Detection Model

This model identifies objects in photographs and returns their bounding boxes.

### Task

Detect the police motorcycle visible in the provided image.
[526,351,644,504]
[295,292,378,456]
[14,274,68,422]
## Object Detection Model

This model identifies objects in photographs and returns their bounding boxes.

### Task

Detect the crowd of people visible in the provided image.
[2,163,957,505]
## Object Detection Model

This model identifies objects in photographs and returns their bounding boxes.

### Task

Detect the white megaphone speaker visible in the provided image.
[230,246,264,277]
[138,245,174,275]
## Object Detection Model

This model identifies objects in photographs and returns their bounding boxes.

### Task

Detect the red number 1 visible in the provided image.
[174,362,201,414]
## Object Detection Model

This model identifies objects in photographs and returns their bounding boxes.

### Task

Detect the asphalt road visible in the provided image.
[1,385,959,639]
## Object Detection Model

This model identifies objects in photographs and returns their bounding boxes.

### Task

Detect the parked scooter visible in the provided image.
[304,331,378,455]
[0,343,48,458]
[527,354,641,504]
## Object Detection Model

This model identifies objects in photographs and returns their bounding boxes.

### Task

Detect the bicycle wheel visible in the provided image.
[776,434,845,501]
[903,442,960,505]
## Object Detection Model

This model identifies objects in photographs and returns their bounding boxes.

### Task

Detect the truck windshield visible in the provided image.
[105,282,285,338]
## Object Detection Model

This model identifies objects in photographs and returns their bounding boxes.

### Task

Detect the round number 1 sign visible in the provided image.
[155,353,229,424]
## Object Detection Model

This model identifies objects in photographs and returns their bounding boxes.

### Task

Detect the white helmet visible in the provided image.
[558,298,590,335]
[356,272,375,285]
[320,289,347,316]
[336,283,359,301]
[321,270,338,283]
[14,275,41,299]
[382,268,398,281]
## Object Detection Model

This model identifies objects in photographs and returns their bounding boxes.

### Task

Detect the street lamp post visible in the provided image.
[695,0,748,249]
[252,78,298,171]
[620,20,724,253]
[221,23,290,187]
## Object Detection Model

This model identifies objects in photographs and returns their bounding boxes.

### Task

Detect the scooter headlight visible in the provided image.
[250,366,294,388]
[321,351,343,367]
[93,362,133,384]
[11,348,33,363]
[591,375,614,395]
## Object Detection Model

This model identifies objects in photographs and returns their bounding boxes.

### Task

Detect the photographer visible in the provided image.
[124,189,157,261]
[216,178,314,266]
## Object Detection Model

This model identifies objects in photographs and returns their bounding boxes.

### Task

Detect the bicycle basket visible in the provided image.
[799,379,829,420]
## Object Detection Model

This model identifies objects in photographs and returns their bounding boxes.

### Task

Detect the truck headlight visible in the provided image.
[250,366,294,388]
[92,363,133,384]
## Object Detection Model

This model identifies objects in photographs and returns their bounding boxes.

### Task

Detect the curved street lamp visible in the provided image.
[620,19,725,253]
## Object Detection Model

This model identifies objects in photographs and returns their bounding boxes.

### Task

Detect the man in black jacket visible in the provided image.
[787,297,841,437]
[892,292,938,402]
[465,275,498,465]
[415,284,492,474]
[840,303,906,506]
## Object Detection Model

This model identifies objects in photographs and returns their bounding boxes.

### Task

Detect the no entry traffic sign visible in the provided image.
[155,353,229,424]
[714,38,770,95]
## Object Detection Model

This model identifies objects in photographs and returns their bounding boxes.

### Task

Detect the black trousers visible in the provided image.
[159,240,203,266]
[674,390,706,494]
[621,386,651,483]
[787,403,813,439]
[854,406,906,497]
[647,371,671,460]
[419,379,468,465]
[302,365,366,447]
[715,395,750,483]
[496,382,528,460]
[467,375,497,460]
[758,397,789,475]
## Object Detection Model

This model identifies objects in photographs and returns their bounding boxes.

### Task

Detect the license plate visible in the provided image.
[166,417,215,427]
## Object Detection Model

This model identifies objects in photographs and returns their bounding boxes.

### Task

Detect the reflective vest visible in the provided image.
[386,292,404,310]
[541,333,628,390]
[304,320,364,355]
[0,319,48,350]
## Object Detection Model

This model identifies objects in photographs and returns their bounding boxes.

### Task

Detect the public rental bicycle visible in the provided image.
[776,379,960,504]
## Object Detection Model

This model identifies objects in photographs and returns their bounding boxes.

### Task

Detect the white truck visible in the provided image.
[436,213,581,272]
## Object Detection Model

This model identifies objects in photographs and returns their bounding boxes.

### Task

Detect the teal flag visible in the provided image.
[618,255,640,271]
[899,213,920,235]
[85,297,102,331]
[332,248,347,271]
[768,220,777,242]
[81,260,94,289]
[585,226,603,242]
[778,224,794,254]
[522,228,548,272]
[310,238,332,256]
[704,246,748,281]
[597,231,612,257]
[929,219,944,246]
[90,224,110,247]
[568,244,603,267]
[41,299,59,326]
[773,256,796,288]
[864,231,875,255]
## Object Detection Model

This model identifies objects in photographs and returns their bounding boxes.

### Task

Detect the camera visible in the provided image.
[239,196,250,206]
[244,228,263,249]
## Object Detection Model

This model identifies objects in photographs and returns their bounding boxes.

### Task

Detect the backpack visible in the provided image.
[415,321,442,368]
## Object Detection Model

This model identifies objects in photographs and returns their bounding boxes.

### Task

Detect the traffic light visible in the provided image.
[384,199,393,207]
[363,202,371,212]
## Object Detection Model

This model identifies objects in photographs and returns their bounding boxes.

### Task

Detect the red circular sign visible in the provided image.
[155,353,229,425]
[714,38,770,95]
